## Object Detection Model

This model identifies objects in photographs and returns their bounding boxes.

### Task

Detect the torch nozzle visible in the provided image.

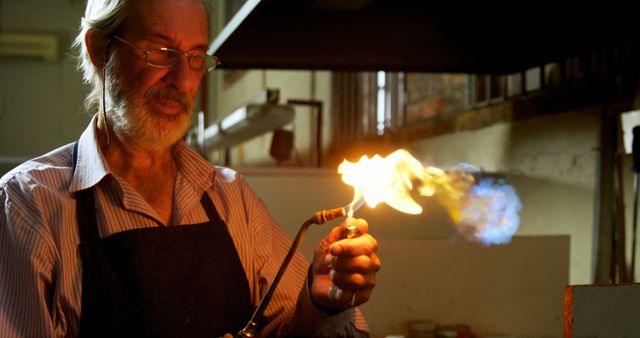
[344,196,365,218]
[311,207,346,225]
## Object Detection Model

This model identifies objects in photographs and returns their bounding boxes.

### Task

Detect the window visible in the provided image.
[377,71,387,134]
[331,71,405,145]
[331,44,640,153]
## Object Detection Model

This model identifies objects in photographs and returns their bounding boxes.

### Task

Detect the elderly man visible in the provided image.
[0,0,381,337]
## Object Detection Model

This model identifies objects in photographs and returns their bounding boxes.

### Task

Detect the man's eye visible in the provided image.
[147,50,176,65]
[190,55,205,67]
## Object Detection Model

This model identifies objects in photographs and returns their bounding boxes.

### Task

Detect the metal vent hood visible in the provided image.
[209,0,638,74]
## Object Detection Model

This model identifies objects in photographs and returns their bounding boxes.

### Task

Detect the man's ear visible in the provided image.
[85,29,110,70]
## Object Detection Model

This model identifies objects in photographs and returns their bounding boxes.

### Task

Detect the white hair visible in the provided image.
[72,0,131,113]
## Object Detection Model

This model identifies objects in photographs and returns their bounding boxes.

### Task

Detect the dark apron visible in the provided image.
[72,143,251,337]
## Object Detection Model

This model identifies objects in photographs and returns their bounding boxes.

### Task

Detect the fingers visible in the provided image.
[329,266,377,289]
[318,218,370,251]
[347,217,369,235]
[312,272,376,309]
[312,218,373,274]
[327,285,375,307]
[325,218,365,246]
[325,251,380,307]
[310,218,382,310]
[323,222,381,291]
[326,251,382,274]
[330,233,378,257]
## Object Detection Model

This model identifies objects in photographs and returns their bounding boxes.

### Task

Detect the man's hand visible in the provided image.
[310,218,381,312]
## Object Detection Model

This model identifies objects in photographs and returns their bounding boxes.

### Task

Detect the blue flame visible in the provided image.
[457,178,522,245]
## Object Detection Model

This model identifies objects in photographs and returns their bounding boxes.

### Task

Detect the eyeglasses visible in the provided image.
[112,35,221,73]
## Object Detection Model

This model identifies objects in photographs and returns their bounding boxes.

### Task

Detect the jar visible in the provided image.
[407,320,437,338]
[436,325,458,338]
[455,324,472,338]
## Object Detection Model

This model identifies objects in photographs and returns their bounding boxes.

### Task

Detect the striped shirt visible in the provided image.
[0,116,367,337]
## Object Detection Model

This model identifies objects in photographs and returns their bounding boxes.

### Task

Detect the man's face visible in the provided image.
[108,0,209,150]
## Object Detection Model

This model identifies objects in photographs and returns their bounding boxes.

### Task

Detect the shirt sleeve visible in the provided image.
[0,175,59,337]
[285,272,370,337]
[239,176,369,337]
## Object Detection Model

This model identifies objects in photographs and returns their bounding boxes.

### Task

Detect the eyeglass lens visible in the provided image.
[147,50,212,72]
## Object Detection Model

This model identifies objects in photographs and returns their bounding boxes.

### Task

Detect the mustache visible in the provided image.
[145,86,193,113]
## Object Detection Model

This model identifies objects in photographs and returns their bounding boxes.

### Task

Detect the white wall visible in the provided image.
[566,283,640,338]
[408,110,600,284]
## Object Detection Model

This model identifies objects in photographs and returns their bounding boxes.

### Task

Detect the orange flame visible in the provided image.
[338,149,473,215]
[338,149,522,245]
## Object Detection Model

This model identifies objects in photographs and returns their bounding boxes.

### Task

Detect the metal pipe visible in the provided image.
[632,173,638,281]
[236,207,346,338]
[287,99,323,167]
[630,126,640,281]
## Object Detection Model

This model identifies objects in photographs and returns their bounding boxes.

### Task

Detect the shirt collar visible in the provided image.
[68,115,217,194]
[69,115,110,193]
[172,140,216,194]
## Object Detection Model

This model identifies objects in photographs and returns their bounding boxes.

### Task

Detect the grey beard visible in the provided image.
[104,59,193,150]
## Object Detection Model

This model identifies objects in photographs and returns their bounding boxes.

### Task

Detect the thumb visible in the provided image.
[325,217,370,245]
[345,217,369,236]
[317,218,370,252]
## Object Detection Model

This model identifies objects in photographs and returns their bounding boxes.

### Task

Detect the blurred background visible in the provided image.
[2,1,639,336]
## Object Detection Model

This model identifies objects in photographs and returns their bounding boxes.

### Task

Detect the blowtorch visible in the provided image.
[235,206,347,338]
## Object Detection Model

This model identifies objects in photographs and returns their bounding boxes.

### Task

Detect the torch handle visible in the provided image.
[236,207,345,338]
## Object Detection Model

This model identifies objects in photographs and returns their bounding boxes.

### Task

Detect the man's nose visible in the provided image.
[163,55,200,93]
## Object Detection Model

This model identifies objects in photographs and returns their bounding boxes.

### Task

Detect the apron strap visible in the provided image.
[72,141,79,174]
[200,191,223,225]
[72,140,100,244]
